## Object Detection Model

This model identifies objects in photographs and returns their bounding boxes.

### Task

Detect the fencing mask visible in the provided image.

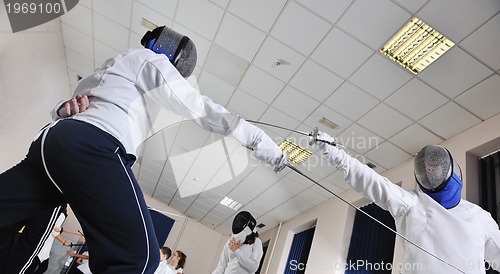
[414,145,463,209]
[231,211,256,244]
[141,26,197,78]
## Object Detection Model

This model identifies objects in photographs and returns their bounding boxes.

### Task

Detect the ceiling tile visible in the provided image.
[93,0,132,28]
[252,36,307,82]
[60,3,92,36]
[337,123,383,155]
[297,153,337,182]
[244,200,271,218]
[418,47,493,99]
[175,0,224,40]
[337,0,411,50]
[358,103,413,139]
[130,1,173,36]
[185,206,209,220]
[228,0,287,32]
[389,124,443,155]
[324,81,379,121]
[79,0,91,8]
[271,202,302,221]
[135,0,177,19]
[419,102,481,139]
[455,74,500,120]
[297,187,329,204]
[128,31,144,49]
[274,176,309,196]
[319,173,349,194]
[197,71,235,106]
[296,0,353,24]
[417,0,500,42]
[209,0,229,9]
[253,187,291,209]
[271,1,331,56]
[215,13,266,62]
[385,78,449,120]
[67,68,81,87]
[203,44,249,86]
[289,60,344,102]
[93,13,129,52]
[227,183,261,205]
[272,86,318,121]
[303,105,353,137]
[227,89,268,120]
[238,65,285,103]
[364,142,412,169]
[282,197,315,213]
[460,13,500,71]
[350,54,413,100]
[64,47,94,76]
[311,27,373,79]
[258,107,301,138]
[61,23,93,59]
[94,40,120,66]
[392,0,428,13]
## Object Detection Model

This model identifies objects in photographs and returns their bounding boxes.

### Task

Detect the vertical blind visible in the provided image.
[284,226,316,274]
[255,240,269,274]
[479,150,500,274]
[345,203,396,274]
[149,209,175,247]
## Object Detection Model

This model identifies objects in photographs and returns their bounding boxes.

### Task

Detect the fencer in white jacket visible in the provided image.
[212,211,263,274]
[316,132,500,274]
[0,25,285,274]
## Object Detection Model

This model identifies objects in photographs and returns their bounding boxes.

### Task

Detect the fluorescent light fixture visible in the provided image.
[220,197,243,211]
[380,17,455,74]
[279,140,312,165]
[319,117,338,129]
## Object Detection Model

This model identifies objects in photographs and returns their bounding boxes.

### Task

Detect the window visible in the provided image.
[479,150,500,274]
[284,226,316,274]
[345,203,396,274]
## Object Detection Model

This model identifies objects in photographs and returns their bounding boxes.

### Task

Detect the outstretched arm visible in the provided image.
[136,56,283,167]
[317,132,416,217]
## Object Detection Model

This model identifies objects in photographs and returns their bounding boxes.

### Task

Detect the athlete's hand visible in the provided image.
[58,95,90,118]
[228,238,241,252]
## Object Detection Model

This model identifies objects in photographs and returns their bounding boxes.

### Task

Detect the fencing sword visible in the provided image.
[248,120,465,274]
[246,120,344,149]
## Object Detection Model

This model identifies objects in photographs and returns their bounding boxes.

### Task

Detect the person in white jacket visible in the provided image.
[212,211,263,274]
[315,132,500,274]
[0,25,285,274]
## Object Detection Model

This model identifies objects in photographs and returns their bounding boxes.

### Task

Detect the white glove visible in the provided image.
[253,133,284,166]
[316,131,338,161]
[231,119,285,167]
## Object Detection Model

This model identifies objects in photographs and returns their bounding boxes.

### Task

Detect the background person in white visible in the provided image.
[314,132,500,274]
[212,211,263,274]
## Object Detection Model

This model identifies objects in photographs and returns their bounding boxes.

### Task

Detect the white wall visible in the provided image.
[144,195,226,274]
[0,19,70,170]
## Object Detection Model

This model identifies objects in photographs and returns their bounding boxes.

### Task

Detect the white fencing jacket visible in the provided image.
[324,146,500,274]
[51,49,280,164]
[212,238,263,274]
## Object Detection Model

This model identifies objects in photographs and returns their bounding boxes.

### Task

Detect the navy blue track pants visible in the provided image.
[0,119,160,274]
